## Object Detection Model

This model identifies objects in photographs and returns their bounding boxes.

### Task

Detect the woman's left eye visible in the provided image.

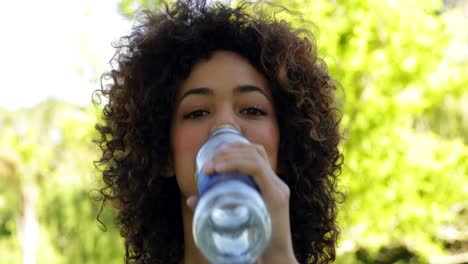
[241,106,266,116]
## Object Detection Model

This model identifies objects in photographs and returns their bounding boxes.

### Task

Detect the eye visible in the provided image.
[183,110,209,119]
[241,106,266,116]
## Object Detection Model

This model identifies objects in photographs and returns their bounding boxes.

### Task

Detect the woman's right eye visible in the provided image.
[183,110,209,119]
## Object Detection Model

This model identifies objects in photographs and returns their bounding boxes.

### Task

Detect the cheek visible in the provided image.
[171,126,207,195]
[171,128,200,170]
[264,132,280,170]
[246,125,280,170]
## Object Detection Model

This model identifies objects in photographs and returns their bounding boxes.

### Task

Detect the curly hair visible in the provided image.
[95,0,343,263]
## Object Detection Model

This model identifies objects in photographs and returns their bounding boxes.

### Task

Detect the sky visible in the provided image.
[0,0,132,110]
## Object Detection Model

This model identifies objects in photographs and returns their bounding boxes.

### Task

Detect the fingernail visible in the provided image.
[218,145,228,152]
[203,161,213,174]
[186,196,198,209]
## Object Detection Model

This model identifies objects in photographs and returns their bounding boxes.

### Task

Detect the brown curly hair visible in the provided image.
[95,0,343,263]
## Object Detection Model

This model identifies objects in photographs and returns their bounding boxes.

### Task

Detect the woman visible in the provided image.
[95,0,343,263]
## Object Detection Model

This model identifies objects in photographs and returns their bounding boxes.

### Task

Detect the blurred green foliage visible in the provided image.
[0,101,124,263]
[1,0,467,263]
[275,0,468,262]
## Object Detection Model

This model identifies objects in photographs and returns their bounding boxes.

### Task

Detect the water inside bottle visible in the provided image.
[210,204,251,255]
[194,179,271,264]
[211,204,250,229]
[195,193,267,263]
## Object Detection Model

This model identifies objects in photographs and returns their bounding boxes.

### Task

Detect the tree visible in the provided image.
[0,101,124,263]
[272,0,468,261]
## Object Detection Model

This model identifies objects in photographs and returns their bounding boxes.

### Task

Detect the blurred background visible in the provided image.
[0,0,467,263]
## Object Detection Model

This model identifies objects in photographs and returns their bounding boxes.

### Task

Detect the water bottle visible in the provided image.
[192,125,272,264]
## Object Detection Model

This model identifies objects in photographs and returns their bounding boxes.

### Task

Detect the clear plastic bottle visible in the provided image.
[192,125,272,264]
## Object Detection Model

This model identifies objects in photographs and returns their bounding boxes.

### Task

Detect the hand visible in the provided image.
[186,142,298,264]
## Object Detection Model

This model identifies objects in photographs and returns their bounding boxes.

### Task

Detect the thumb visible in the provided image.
[186,195,199,211]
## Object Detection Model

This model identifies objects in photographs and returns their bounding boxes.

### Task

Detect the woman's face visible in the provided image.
[170,50,280,198]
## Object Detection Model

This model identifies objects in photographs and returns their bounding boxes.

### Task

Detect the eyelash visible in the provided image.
[183,106,266,119]
[241,106,266,116]
[183,109,209,119]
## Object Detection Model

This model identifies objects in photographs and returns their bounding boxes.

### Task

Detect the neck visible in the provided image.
[181,196,211,264]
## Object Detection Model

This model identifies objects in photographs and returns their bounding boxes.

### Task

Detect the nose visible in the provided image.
[209,106,242,135]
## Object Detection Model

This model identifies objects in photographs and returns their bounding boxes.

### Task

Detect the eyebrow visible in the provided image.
[176,87,214,105]
[177,85,272,105]
[233,85,272,103]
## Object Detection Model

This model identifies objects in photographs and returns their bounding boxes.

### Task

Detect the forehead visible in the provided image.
[177,50,271,96]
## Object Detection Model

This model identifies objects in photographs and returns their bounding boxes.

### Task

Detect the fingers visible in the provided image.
[212,152,267,180]
[203,142,263,175]
[202,142,288,202]
[203,142,270,178]
[186,195,198,211]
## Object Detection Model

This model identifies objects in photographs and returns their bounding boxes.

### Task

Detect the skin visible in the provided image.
[170,51,298,264]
